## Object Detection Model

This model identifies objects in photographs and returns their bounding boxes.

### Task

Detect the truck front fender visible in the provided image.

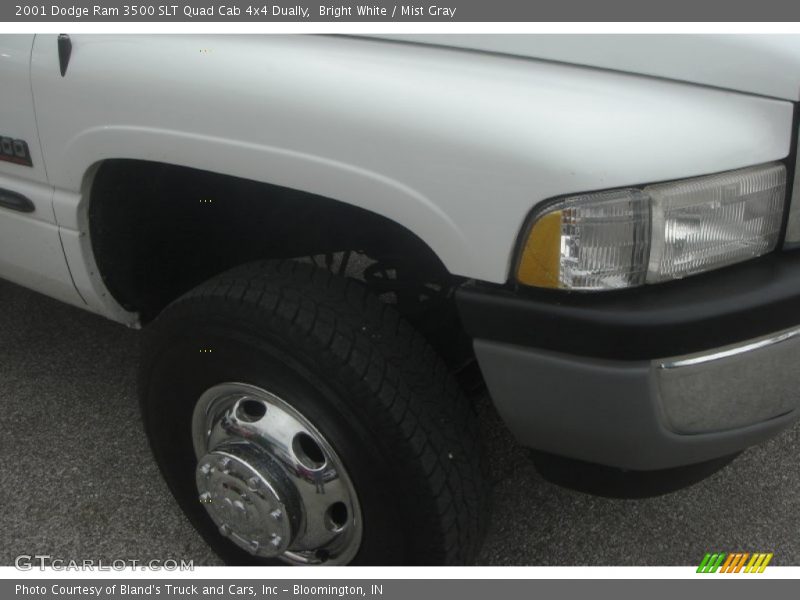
[31,34,793,293]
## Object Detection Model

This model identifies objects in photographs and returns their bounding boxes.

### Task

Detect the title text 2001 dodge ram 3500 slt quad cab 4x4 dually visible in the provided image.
[2,33,799,565]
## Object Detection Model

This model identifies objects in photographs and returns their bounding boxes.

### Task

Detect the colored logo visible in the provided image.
[697,552,773,573]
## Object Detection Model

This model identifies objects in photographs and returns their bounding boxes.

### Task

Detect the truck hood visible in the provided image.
[378,35,800,101]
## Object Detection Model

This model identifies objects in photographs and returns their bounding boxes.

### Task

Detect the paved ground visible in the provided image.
[1,277,798,566]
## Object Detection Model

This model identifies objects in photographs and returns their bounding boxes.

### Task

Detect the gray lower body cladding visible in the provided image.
[474,332,799,471]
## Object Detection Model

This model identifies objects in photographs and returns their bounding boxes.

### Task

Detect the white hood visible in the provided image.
[377,34,800,101]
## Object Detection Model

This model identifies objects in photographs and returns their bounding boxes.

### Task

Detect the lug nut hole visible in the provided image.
[235,399,267,422]
[292,432,326,470]
[325,502,348,531]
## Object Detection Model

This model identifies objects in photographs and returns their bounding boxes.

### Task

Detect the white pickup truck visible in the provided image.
[2,33,799,566]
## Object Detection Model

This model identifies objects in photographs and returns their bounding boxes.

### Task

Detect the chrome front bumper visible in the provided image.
[656,326,800,434]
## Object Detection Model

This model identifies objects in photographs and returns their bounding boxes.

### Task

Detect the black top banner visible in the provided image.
[6,0,800,21]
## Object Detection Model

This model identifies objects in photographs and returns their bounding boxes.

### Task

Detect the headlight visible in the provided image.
[516,162,787,290]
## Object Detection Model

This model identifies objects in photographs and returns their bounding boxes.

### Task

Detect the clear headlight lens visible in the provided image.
[516,162,786,290]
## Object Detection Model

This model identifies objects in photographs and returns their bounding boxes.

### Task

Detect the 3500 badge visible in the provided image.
[0,135,33,167]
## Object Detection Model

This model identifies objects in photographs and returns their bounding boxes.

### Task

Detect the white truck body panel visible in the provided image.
[383,34,800,101]
[0,36,48,185]
[0,174,85,307]
[0,35,85,307]
[0,34,792,324]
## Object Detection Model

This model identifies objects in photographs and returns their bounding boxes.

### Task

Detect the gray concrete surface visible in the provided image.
[0,277,798,566]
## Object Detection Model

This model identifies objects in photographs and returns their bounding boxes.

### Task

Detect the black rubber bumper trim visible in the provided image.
[456,252,800,360]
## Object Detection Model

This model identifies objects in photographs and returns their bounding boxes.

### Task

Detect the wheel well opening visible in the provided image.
[89,159,477,374]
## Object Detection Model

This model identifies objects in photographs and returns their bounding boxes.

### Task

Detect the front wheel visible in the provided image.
[139,260,487,565]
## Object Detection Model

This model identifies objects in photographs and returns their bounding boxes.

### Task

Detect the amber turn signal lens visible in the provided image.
[516,210,562,288]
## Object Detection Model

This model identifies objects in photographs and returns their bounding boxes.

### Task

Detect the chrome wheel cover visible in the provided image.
[191,382,362,565]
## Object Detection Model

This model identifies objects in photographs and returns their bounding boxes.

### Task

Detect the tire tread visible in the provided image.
[158,259,487,565]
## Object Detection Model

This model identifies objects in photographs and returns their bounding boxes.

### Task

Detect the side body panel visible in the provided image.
[27,34,794,322]
[0,35,84,307]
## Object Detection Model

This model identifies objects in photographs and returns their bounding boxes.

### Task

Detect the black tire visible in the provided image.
[139,259,487,565]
